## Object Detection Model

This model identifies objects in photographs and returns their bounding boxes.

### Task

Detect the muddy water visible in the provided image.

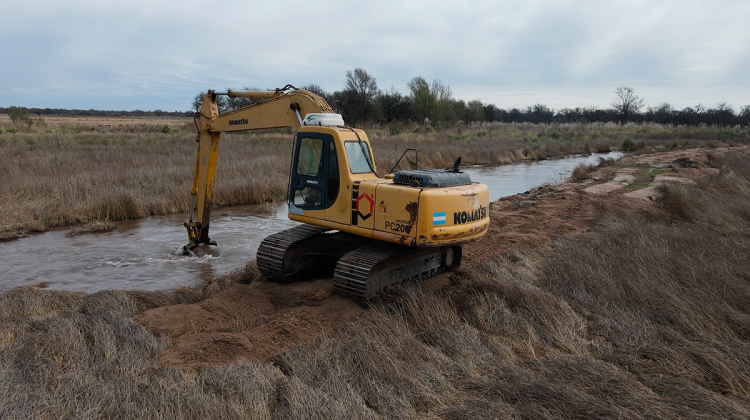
[1,152,621,293]
[464,151,623,201]
[0,206,298,293]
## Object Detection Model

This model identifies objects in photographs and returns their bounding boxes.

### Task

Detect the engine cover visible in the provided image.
[392,169,472,188]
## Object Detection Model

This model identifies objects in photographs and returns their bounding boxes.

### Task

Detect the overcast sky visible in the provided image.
[2,0,749,112]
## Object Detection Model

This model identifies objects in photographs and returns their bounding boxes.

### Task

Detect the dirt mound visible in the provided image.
[135,146,746,370]
[133,279,365,369]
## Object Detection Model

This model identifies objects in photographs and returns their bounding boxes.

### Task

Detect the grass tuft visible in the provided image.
[570,163,597,182]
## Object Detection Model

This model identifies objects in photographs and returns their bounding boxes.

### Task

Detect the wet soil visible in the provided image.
[136,147,746,370]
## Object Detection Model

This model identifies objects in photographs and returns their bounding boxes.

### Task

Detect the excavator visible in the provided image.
[184,85,489,301]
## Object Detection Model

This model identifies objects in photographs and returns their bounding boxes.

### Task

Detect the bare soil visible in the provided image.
[135,145,750,370]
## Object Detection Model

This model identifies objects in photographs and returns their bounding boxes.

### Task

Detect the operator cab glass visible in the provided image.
[327,141,339,203]
[290,133,338,212]
[296,138,324,177]
[344,141,373,174]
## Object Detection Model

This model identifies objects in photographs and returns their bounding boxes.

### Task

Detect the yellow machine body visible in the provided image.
[287,126,490,248]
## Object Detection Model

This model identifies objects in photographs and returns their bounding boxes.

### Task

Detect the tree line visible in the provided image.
[5,69,749,127]
[194,70,750,127]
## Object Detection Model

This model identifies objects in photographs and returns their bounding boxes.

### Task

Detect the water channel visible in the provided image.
[0,152,621,293]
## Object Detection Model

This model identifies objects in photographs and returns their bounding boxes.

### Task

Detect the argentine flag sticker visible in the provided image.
[433,212,446,225]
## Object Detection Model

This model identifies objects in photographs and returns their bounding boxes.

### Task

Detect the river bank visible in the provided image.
[1,120,746,240]
[2,146,749,418]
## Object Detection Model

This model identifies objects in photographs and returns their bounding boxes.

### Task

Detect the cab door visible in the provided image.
[289,133,337,216]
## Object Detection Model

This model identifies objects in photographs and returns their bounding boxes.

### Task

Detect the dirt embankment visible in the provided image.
[135,146,748,370]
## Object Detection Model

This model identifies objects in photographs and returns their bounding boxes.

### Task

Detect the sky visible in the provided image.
[2,0,749,112]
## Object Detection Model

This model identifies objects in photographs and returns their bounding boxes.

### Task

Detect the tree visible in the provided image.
[376,86,411,122]
[740,105,750,126]
[345,69,378,101]
[341,68,378,124]
[192,91,228,113]
[465,100,484,123]
[8,106,28,125]
[301,84,330,102]
[407,76,433,123]
[431,79,452,102]
[712,102,736,126]
[192,93,204,112]
[612,87,643,122]
[431,80,454,122]
[648,102,674,124]
[528,104,554,123]
[406,76,454,123]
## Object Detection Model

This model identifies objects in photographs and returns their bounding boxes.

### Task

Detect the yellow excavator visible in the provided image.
[185,85,489,301]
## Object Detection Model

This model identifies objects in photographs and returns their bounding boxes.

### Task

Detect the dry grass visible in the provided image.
[569,163,597,182]
[569,156,617,182]
[1,150,749,418]
[1,117,747,238]
[0,128,293,239]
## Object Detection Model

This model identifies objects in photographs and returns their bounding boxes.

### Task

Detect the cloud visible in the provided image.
[1,0,748,110]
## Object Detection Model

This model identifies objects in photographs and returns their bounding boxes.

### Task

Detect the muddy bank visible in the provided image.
[4,145,750,419]
[136,146,748,369]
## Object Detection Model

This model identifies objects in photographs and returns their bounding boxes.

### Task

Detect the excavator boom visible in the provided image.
[184,87,336,252]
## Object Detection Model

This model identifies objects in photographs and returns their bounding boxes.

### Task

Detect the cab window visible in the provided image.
[327,141,339,202]
[296,138,324,177]
[344,141,373,174]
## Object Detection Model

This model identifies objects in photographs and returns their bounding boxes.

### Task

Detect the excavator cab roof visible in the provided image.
[301,113,345,127]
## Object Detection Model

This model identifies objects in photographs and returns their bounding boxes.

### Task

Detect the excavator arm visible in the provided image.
[183,87,337,254]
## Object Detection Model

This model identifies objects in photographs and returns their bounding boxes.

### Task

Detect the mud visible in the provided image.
[134,278,365,369]
[145,147,749,370]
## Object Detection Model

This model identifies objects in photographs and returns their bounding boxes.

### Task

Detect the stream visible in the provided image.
[0,152,621,293]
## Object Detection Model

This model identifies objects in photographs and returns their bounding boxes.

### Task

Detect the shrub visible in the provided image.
[595,142,611,153]
[570,163,596,182]
[388,121,404,135]
[7,106,27,125]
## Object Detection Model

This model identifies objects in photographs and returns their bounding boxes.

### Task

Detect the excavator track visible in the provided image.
[256,225,329,282]
[258,225,461,300]
[333,242,461,302]
[257,225,372,283]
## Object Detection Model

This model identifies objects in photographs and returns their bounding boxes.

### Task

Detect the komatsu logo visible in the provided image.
[228,118,248,126]
[453,206,487,225]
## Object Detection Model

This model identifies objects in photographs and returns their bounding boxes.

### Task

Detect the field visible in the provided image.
[1,114,747,241]
[1,115,750,418]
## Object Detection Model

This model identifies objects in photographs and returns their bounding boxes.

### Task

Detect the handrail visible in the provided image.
[389,148,419,174]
